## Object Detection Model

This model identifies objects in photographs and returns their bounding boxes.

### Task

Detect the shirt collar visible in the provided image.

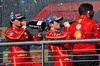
[79,15,88,19]
[11,26,20,31]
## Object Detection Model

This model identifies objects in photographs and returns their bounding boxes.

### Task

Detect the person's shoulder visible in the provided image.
[70,21,77,27]
[91,20,98,23]
[5,28,13,34]
[87,19,99,24]
[46,30,51,35]
[46,30,55,36]
[71,21,76,25]
[5,28,11,32]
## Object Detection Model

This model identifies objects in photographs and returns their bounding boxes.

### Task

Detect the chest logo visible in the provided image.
[24,32,27,35]
[78,19,82,23]
[15,31,17,33]
[76,24,81,29]
[74,31,81,39]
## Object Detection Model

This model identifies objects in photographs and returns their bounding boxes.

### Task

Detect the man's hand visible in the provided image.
[38,29,43,37]
[38,32,43,37]
[21,21,27,26]
[63,22,70,27]
[39,29,43,32]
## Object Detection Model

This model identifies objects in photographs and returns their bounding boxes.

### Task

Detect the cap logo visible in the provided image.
[11,16,13,19]
[11,14,14,19]
[53,16,57,18]
[15,13,21,17]
[49,19,51,22]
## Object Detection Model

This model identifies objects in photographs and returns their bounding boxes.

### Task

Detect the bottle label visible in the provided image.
[37,21,43,25]
[29,25,41,29]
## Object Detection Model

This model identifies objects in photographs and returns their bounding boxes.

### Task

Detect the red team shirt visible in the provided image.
[64,15,100,54]
[5,27,42,66]
[5,15,100,66]
[45,27,72,66]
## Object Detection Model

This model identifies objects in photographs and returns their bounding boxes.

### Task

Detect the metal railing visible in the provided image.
[1,38,100,66]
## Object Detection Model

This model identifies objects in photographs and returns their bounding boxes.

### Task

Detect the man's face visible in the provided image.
[52,21,61,30]
[12,19,22,27]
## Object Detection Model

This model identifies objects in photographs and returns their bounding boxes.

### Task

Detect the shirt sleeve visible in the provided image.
[93,22,100,46]
[5,28,26,40]
[46,26,68,40]
[64,26,73,50]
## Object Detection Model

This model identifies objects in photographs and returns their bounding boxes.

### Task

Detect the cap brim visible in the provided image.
[55,17,63,21]
[16,16,26,19]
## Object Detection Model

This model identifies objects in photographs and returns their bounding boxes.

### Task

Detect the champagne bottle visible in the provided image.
[60,20,76,27]
[27,21,46,30]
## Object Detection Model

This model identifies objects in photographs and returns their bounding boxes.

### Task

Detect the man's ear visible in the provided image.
[86,11,90,18]
[11,20,14,24]
[49,23,53,27]
[87,11,90,14]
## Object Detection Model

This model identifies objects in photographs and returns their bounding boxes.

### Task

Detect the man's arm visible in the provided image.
[93,22,100,46]
[64,26,73,50]
[5,27,26,40]
[46,22,70,40]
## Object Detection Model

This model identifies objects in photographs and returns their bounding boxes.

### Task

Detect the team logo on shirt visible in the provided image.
[78,19,82,23]
[53,16,57,18]
[76,24,81,29]
[9,32,14,36]
[24,32,27,35]
[74,31,81,39]
[15,31,17,33]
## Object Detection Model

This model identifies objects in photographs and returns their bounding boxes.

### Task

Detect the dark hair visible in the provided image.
[78,3,93,15]
[10,22,12,27]
[47,21,54,30]
[10,19,15,27]
[47,25,50,30]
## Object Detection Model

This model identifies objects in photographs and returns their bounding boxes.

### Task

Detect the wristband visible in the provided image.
[65,24,70,27]
[22,26,26,28]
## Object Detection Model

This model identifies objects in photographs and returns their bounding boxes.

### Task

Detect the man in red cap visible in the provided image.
[5,12,42,66]
[45,15,73,66]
